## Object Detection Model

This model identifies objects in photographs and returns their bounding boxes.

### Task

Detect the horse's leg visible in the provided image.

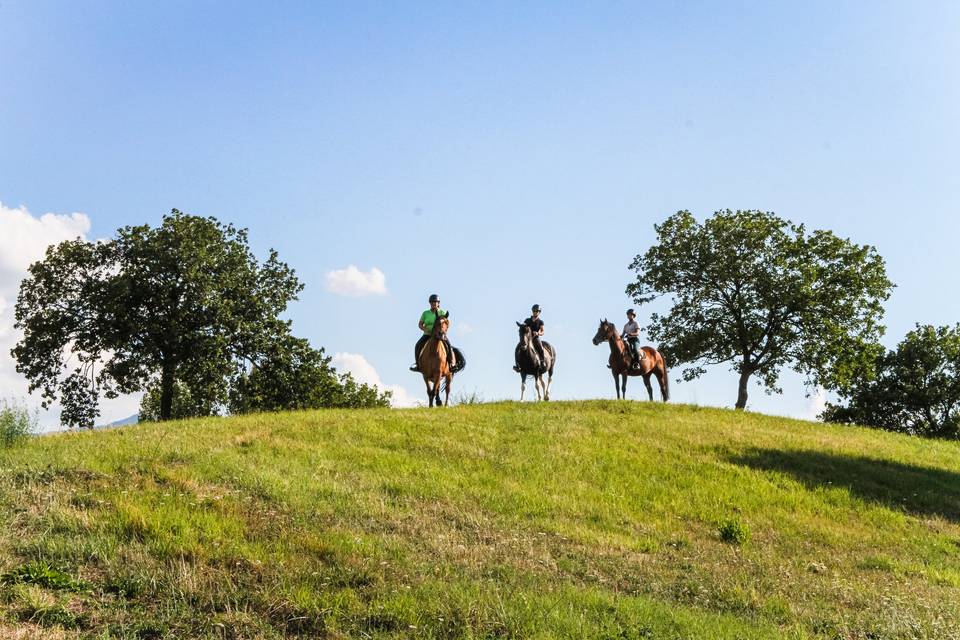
[612,370,621,399]
[520,374,526,401]
[443,374,451,406]
[643,374,654,401]
[544,373,551,401]
[546,353,554,401]
[424,378,434,408]
[622,374,628,399]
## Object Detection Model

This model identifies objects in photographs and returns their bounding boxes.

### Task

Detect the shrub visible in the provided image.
[1,560,88,592]
[718,517,751,545]
[0,399,36,447]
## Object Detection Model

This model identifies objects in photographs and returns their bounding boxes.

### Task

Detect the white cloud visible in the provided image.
[0,202,91,299]
[0,202,140,429]
[806,387,828,421]
[325,265,387,297]
[1,203,93,395]
[332,352,421,407]
[456,322,475,335]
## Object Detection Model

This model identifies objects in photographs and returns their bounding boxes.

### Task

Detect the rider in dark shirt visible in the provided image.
[514,304,545,372]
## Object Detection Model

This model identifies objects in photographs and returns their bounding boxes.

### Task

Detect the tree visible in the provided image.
[13,210,302,427]
[228,335,390,413]
[821,325,960,439]
[626,210,893,409]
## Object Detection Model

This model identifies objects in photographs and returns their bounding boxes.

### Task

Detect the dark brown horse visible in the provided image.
[592,319,669,401]
[418,312,453,407]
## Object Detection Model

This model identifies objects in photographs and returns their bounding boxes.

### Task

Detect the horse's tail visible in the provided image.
[452,348,466,374]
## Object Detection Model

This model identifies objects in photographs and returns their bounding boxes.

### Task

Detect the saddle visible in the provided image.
[419,340,466,374]
[516,340,551,373]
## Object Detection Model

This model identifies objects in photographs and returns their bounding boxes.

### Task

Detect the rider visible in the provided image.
[622,308,644,369]
[513,304,545,372]
[410,293,456,372]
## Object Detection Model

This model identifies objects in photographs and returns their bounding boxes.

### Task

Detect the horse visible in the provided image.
[591,319,669,401]
[515,321,556,401]
[417,312,453,407]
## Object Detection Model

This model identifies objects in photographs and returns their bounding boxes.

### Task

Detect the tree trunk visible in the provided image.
[160,361,175,421]
[735,369,751,410]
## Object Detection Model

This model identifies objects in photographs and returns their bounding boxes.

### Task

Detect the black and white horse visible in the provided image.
[515,322,556,401]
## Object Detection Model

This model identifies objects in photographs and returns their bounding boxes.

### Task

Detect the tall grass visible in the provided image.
[0,399,35,448]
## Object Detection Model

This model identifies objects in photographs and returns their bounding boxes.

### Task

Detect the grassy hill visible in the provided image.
[1,401,958,639]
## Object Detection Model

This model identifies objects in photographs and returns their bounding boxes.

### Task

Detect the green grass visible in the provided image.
[1,400,959,638]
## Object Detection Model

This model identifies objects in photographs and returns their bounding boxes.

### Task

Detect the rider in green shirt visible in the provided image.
[410,294,457,371]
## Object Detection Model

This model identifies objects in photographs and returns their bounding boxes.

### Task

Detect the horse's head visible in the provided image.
[592,318,614,345]
[516,321,532,343]
[432,311,450,340]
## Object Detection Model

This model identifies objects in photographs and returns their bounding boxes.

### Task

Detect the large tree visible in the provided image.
[821,324,960,439]
[626,210,893,409]
[13,210,302,427]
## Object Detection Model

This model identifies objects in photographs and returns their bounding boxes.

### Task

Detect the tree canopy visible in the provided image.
[821,324,960,439]
[13,209,385,427]
[626,210,894,409]
[227,335,390,414]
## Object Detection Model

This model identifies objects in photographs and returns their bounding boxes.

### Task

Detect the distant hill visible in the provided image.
[1,401,958,638]
[87,413,138,430]
[108,413,138,427]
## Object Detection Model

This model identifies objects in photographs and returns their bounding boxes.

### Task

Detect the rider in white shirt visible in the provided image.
[622,309,644,369]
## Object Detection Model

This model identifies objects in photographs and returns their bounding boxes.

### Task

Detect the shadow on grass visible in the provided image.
[730,448,960,522]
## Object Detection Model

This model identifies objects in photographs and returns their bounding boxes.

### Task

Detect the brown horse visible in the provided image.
[418,312,453,407]
[591,319,669,401]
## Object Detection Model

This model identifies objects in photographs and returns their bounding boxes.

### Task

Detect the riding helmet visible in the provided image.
[429,294,439,303]
[531,304,541,312]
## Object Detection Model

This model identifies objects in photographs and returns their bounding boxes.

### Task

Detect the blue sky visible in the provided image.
[2,1,959,422]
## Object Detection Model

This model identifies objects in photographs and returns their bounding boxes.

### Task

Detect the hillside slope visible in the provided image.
[0,401,958,639]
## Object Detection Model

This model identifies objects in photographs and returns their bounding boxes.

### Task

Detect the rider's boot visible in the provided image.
[411,336,427,372]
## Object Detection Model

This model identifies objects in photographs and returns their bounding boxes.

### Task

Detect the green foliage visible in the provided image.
[229,335,390,413]
[0,399,35,447]
[718,517,751,545]
[12,209,303,426]
[627,210,893,409]
[138,379,216,423]
[1,560,88,592]
[822,324,960,439]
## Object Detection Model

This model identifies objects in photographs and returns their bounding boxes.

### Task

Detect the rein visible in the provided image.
[607,327,625,355]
